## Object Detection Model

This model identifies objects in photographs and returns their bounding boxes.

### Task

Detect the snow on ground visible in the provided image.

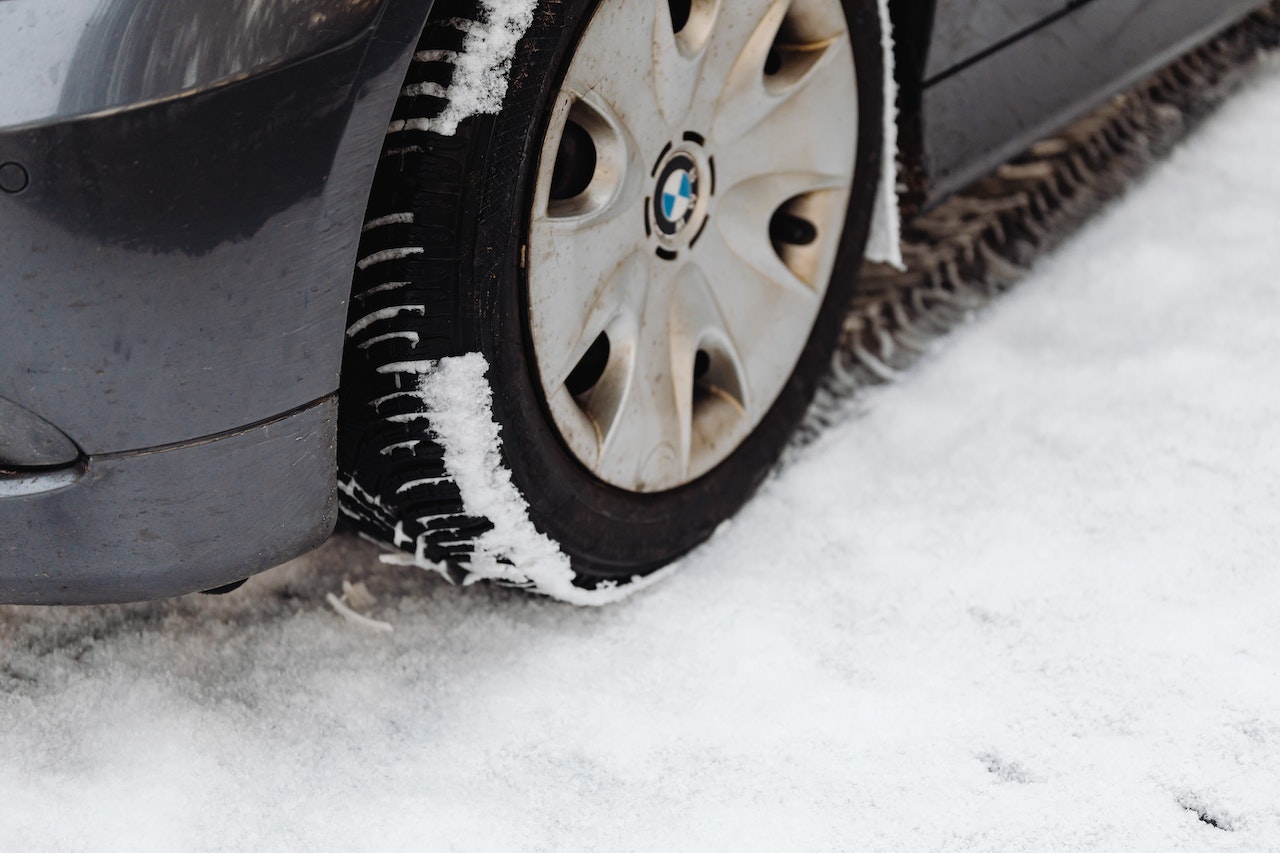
[5,60,1280,853]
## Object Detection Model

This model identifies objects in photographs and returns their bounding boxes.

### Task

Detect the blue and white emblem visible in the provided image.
[661,170,695,222]
[652,154,700,237]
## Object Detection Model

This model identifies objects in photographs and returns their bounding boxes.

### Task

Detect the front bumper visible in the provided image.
[1,399,337,604]
[0,0,433,602]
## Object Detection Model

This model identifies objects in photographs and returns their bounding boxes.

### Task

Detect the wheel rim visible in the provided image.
[527,0,858,493]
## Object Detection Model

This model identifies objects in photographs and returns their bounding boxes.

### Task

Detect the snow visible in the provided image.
[393,0,539,136]
[374,353,676,605]
[4,55,1280,853]
[864,0,904,268]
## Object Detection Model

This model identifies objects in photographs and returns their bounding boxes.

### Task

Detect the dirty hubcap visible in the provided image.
[527,0,858,492]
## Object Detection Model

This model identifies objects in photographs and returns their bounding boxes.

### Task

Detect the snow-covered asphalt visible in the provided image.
[5,61,1280,853]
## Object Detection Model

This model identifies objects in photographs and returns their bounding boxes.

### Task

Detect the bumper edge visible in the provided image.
[0,397,337,604]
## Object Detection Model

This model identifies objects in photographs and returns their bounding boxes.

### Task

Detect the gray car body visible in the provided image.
[0,0,1264,603]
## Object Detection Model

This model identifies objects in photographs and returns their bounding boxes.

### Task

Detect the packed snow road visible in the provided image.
[4,60,1280,853]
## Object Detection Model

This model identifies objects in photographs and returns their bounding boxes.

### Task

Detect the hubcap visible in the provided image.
[527,0,858,492]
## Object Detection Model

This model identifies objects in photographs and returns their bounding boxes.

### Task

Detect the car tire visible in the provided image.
[337,0,884,600]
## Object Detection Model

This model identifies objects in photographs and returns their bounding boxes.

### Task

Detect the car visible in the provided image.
[0,0,1266,604]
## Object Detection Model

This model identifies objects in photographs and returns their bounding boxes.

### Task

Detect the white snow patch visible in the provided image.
[408,353,676,605]
[377,360,434,375]
[361,212,414,232]
[359,280,412,298]
[358,331,420,350]
[395,477,450,494]
[864,0,903,268]
[346,305,425,338]
[395,0,538,136]
[355,246,425,271]
[401,81,450,99]
[414,48,460,64]
[325,581,393,633]
[378,439,421,455]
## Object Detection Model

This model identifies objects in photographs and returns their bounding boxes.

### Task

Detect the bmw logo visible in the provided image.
[653,154,700,237]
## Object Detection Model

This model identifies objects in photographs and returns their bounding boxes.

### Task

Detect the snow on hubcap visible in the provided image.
[527,0,858,493]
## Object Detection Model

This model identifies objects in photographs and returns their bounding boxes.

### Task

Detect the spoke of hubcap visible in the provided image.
[560,0,668,155]
[687,0,787,122]
[715,170,848,293]
[691,227,823,420]
[711,33,855,177]
[543,283,644,470]
[536,250,649,473]
[530,86,652,392]
[713,36,845,144]
[528,214,647,379]
[670,264,753,471]
[652,0,715,127]
[533,89,647,228]
[593,258,688,490]
[669,263,749,419]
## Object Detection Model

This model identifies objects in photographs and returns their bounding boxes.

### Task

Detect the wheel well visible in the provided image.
[887,0,933,216]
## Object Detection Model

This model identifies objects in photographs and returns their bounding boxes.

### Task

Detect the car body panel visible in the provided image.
[0,0,383,131]
[0,0,429,455]
[918,0,1267,203]
[924,0,1077,79]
